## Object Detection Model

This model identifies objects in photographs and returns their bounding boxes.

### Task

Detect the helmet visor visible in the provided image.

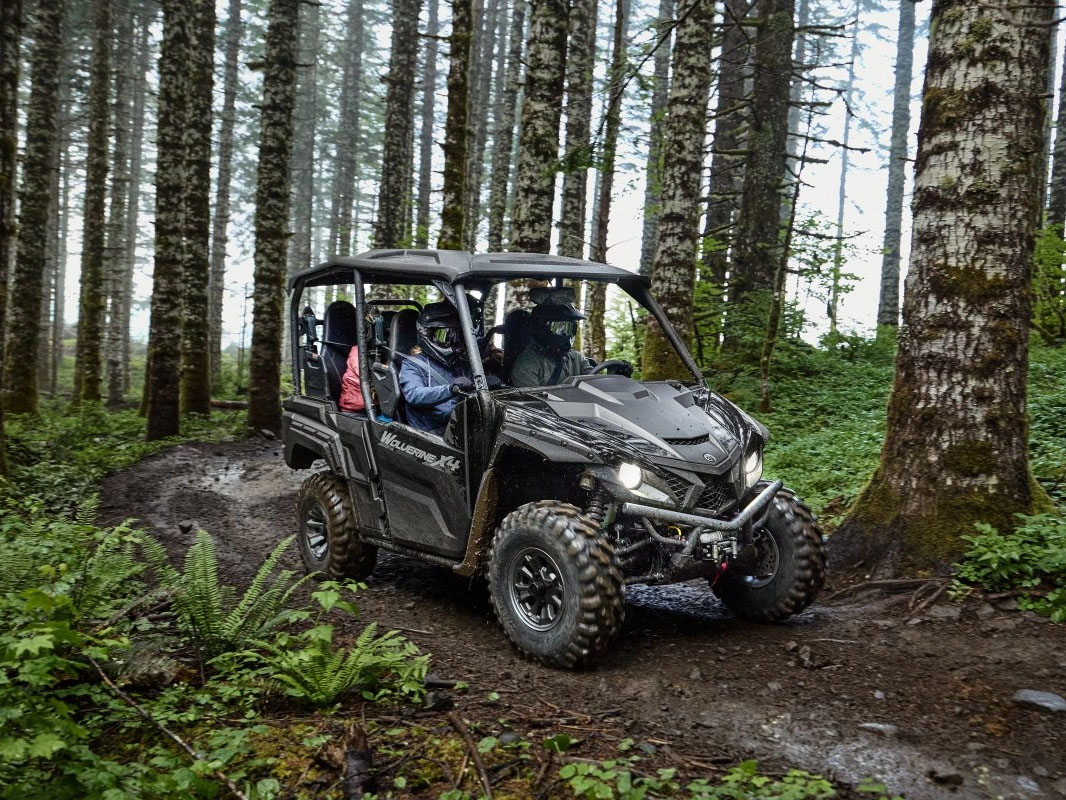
[547,320,577,338]
[430,326,459,346]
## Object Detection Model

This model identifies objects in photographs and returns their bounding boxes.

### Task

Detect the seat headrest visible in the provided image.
[323,301,358,346]
[389,308,420,364]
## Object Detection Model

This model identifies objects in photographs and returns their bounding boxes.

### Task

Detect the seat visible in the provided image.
[371,308,419,420]
[501,308,531,384]
[321,301,359,403]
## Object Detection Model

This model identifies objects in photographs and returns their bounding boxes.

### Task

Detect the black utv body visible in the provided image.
[282,250,826,668]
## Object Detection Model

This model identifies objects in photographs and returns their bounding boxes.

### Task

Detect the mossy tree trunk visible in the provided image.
[414,0,438,249]
[247,0,299,434]
[638,0,673,278]
[3,0,63,415]
[328,0,365,257]
[73,0,112,405]
[463,0,501,252]
[832,0,1055,576]
[640,0,715,381]
[486,0,525,253]
[876,0,915,330]
[374,0,422,249]
[0,0,19,475]
[146,0,189,440]
[437,0,473,250]
[288,0,319,275]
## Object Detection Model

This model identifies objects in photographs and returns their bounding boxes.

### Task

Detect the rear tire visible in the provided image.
[297,472,377,580]
[712,485,826,621]
[487,501,624,668]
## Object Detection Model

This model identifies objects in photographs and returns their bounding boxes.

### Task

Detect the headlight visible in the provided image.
[618,462,642,490]
[744,449,763,488]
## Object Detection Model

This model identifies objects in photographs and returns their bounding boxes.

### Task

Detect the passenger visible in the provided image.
[510,301,591,387]
[338,345,365,412]
[399,302,474,436]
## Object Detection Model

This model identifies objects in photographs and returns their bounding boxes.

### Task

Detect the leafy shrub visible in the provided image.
[688,761,835,799]
[955,513,1066,621]
[140,531,313,659]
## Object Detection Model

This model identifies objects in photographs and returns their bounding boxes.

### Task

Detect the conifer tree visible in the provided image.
[0,0,19,475]
[415,0,439,249]
[438,0,474,249]
[486,0,526,252]
[638,0,673,276]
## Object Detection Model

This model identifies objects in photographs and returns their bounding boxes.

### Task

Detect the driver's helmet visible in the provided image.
[529,301,586,357]
[416,301,466,367]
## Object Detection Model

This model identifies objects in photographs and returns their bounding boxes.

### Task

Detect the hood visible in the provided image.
[498,374,765,475]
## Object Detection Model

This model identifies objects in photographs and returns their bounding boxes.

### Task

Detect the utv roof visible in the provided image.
[287,249,650,291]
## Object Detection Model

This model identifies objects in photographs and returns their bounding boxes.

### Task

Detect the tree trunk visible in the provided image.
[146,0,189,439]
[374,0,423,249]
[556,0,597,260]
[782,0,809,190]
[438,0,474,249]
[415,0,438,248]
[3,0,63,414]
[0,0,19,474]
[104,0,133,409]
[586,0,629,363]
[288,0,318,275]
[328,0,365,257]
[828,13,859,337]
[509,0,567,257]
[727,0,794,308]
[876,0,915,329]
[464,0,502,251]
[52,122,70,397]
[73,0,112,405]
[640,0,715,381]
[486,0,525,253]
[1046,22,1066,227]
[833,0,1054,575]
[638,0,673,277]
[210,0,242,392]
[247,0,300,434]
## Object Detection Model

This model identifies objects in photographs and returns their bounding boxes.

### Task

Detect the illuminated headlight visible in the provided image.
[618,462,642,490]
[744,449,763,489]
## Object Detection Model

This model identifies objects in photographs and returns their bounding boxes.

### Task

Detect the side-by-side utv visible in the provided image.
[281,250,826,668]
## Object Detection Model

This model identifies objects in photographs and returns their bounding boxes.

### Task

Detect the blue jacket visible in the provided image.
[398,354,470,435]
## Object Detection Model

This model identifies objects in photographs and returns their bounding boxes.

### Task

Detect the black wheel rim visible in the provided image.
[741,528,780,588]
[304,502,328,561]
[508,547,565,631]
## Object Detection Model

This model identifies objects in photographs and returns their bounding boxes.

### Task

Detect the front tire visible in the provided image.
[712,485,826,621]
[487,501,624,669]
[297,472,377,580]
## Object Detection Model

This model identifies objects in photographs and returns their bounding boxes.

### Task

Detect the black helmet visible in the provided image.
[416,301,465,367]
[530,301,585,357]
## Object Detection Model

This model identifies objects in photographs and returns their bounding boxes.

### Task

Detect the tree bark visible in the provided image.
[638,0,673,277]
[328,0,365,256]
[727,0,794,308]
[1046,19,1066,228]
[876,0,915,329]
[486,0,525,253]
[640,0,715,381]
[833,0,1054,575]
[556,0,597,260]
[464,0,501,251]
[0,0,19,474]
[73,0,112,405]
[146,0,189,439]
[374,0,423,249]
[247,0,300,434]
[210,0,243,392]
[438,0,474,250]
[52,120,71,397]
[3,0,63,414]
[415,0,439,249]
[288,0,319,275]
[509,0,567,256]
[828,13,859,337]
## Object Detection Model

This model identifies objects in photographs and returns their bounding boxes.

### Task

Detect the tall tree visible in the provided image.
[288,0,319,274]
[328,0,366,257]
[374,0,423,249]
[52,123,71,396]
[146,0,189,439]
[509,0,568,255]
[640,0,715,380]
[463,0,501,251]
[486,0,525,252]
[3,0,64,414]
[876,0,915,329]
[73,0,112,404]
[726,0,795,311]
[0,0,19,474]
[828,10,859,336]
[638,0,673,276]
[247,0,300,433]
[209,0,243,392]
[586,0,629,362]
[414,0,439,248]
[438,0,474,249]
[556,0,597,260]
[833,0,1054,574]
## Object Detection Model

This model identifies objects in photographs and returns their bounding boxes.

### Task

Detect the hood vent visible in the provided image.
[664,433,710,446]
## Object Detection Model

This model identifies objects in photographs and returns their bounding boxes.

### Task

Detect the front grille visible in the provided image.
[664,433,710,446]
[662,472,692,503]
[694,476,731,514]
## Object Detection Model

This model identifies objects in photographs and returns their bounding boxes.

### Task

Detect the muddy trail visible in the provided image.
[99,439,1066,799]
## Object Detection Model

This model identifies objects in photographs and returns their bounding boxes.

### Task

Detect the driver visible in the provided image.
[510,301,591,387]
[399,301,474,436]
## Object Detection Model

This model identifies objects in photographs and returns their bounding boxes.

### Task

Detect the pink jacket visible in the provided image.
[338,346,366,412]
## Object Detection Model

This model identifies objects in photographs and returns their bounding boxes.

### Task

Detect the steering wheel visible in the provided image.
[591,359,633,377]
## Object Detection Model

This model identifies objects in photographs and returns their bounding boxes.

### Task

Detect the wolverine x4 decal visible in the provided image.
[380,431,461,473]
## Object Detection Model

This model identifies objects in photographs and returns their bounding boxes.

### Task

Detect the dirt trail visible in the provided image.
[100,440,1066,799]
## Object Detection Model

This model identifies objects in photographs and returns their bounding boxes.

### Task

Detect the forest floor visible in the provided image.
[99,437,1066,800]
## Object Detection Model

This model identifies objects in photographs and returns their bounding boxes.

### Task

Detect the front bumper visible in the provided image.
[620,479,781,533]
